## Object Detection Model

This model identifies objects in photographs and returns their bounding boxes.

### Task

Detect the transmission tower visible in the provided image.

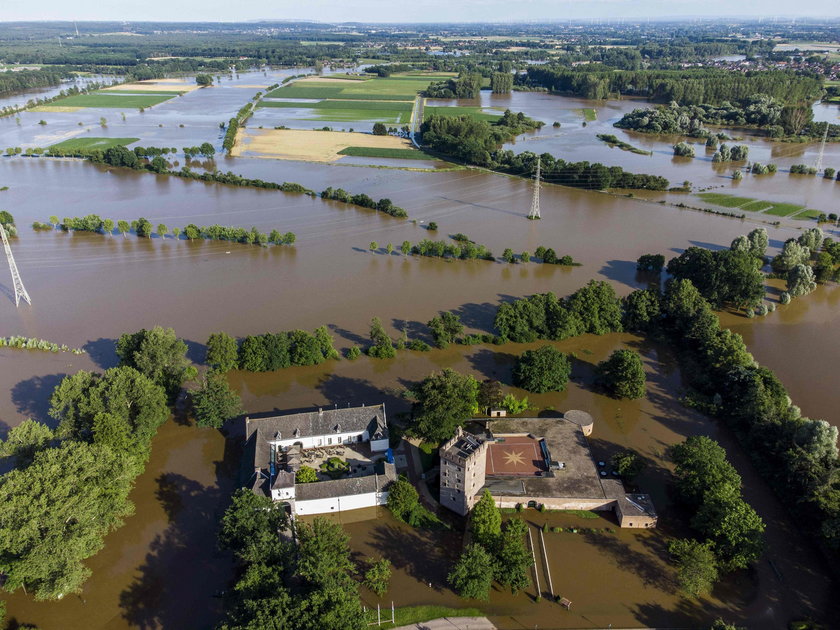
[1,224,32,307]
[527,157,541,220]
[814,121,829,173]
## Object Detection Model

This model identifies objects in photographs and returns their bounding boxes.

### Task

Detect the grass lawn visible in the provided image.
[266,75,427,101]
[740,200,774,212]
[424,106,502,122]
[259,99,412,123]
[576,108,597,121]
[763,202,806,217]
[793,209,823,220]
[55,92,176,108]
[372,606,483,629]
[696,192,757,208]
[49,137,139,151]
[338,146,436,160]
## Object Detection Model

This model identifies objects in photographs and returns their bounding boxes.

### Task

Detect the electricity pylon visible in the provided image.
[1,224,31,306]
[527,157,541,220]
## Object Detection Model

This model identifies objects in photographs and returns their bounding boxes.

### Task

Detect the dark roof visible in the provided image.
[245,404,388,471]
[295,462,397,501]
[441,432,485,464]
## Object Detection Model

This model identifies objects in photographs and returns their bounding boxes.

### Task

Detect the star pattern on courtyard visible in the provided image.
[502,450,526,466]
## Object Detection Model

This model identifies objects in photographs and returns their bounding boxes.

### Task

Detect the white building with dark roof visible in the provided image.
[244,404,395,516]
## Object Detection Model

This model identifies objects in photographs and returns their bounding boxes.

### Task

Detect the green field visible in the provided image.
[258,98,412,123]
[49,137,139,151]
[266,74,433,101]
[695,193,757,208]
[764,202,807,217]
[338,146,437,160]
[102,89,186,96]
[793,209,823,220]
[424,106,502,122]
[54,92,176,108]
[696,193,806,216]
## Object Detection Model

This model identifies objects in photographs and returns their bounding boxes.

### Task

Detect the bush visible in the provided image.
[512,346,571,393]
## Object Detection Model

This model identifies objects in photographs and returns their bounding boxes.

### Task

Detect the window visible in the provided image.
[357,435,362,442]
[328,438,332,445]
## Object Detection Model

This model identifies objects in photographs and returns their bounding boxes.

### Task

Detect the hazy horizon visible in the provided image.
[3,0,840,24]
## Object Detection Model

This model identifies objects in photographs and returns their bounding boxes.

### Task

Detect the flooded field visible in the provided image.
[1,71,838,630]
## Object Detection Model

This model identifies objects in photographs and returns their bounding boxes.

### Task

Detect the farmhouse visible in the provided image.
[244,404,396,516]
[439,411,657,528]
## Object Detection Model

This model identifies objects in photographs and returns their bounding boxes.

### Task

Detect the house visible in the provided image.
[244,404,396,516]
[439,411,657,528]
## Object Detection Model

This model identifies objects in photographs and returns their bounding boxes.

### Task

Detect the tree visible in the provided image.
[470,490,501,547]
[623,288,661,332]
[49,214,59,228]
[116,326,195,400]
[386,475,422,524]
[669,538,719,598]
[691,488,765,572]
[0,441,134,600]
[566,280,623,335]
[367,317,396,359]
[156,223,167,239]
[196,74,214,87]
[218,488,290,565]
[369,241,378,252]
[494,518,531,594]
[512,345,571,394]
[448,544,494,601]
[363,558,392,597]
[670,436,741,508]
[103,218,114,236]
[0,418,53,466]
[636,253,665,272]
[296,517,355,588]
[117,219,130,237]
[427,311,464,348]
[135,217,153,238]
[206,332,239,372]
[787,264,817,298]
[192,372,243,429]
[771,239,810,273]
[595,349,646,399]
[411,368,479,442]
[477,379,504,410]
[798,227,824,252]
[372,122,387,136]
[611,450,646,481]
[747,228,768,259]
[49,366,169,455]
[296,466,318,483]
[667,248,764,309]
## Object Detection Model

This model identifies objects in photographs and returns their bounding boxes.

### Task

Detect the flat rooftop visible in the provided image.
[486,435,547,477]
[484,418,606,500]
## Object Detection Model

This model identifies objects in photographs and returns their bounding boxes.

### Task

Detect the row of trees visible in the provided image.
[669,436,765,597]
[206,328,340,373]
[424,72,483,99]
[320,187,408,218]
[0,326,195,599]
[36,213,296,247]
[522,66,823,105]
[615,96,820,137]
[449,491,531,600]
[216,490,368,630]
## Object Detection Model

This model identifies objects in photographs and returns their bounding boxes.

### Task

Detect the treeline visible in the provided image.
[0,335,85,354]
[37,212,296,248]
[0,67,70,97]
[0,79,123,118]
[615,96,829,138]
[364,63,414,77]
[320,187,408,218]
[0,327,194,599]
[223,99,259,153]
[205,328,339,373]
[216,491,367,630]
[521,66,824,105]
[669,436,765,596]
[421,110,668,190]
[424,73,483,99]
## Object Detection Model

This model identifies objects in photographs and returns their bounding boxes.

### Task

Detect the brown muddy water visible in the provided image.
[0,91,838,628]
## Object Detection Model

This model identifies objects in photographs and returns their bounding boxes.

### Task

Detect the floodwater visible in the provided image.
[1,74,838,629]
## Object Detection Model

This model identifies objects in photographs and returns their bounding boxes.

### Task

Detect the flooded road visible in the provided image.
[0,75,838,630]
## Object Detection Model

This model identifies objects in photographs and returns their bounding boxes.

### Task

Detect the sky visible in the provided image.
[3,0,840,23]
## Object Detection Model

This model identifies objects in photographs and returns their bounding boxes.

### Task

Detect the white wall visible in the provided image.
[294,491,389,515]
[271,430,368,451]
[370,437,389,452]
[271,486,295,501]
